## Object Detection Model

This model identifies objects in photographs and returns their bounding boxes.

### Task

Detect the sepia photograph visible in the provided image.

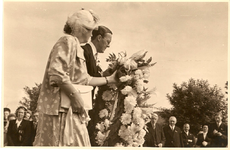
[1,0,228,148]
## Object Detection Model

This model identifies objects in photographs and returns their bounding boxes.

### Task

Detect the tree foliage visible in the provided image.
[19,83,41,113]
[160,78,227,135]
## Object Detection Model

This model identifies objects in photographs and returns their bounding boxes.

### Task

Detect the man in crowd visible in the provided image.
[163,116,183,147]
[4,108,11,127]
[144,113,165,147]
[31,111,39,145]
[209,112,227,147]
[81,25,112,146]
[196,124,211,147]
[181,123,196,147]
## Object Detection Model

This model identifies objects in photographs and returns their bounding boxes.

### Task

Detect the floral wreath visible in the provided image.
[94,50,157,147]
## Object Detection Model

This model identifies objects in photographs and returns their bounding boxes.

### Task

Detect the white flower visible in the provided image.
[134,69,143,79]
[119,75,132,82]
[120,113,132,125]
[136,80,144,93]
[133,117,145,129]
[104,119,111,129]
[124,98,135,114]
[121,86,133,95]
[133,107,142,118]
[99,109,109,118]
[95,131,106,146]
[102,90,113,101]
[138,129,146,139]
[124,59,137,70]
[130,123,140,133]
[95,123,105,132]
[118,57,127,65]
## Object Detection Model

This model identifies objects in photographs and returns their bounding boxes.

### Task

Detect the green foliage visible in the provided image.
[19,83,41,113]
[160,78,227,136]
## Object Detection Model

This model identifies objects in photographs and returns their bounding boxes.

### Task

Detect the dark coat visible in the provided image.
[82,43,102,77]
[181,131,196,147]
[7,119,32,146]
[163,125,183,147]
[209,122,228,147]
[196,132,212,147]
[144,122,165,147]
[81,43,102,146]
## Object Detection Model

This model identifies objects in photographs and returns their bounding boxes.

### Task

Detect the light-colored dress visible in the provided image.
[33,35,92,146]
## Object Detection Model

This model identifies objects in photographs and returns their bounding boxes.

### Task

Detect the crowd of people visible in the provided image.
[143,112,228,147]
[4,107,39,146]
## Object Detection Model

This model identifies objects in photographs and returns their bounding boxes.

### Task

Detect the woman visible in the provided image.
[7,106,32,146]
[33,9,117,146]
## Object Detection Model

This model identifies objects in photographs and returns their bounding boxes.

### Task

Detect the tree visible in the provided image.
[160,78,227,135]
[19,83,41,113]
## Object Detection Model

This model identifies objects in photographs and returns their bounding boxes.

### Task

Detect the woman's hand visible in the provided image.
[70,92,85,115]
[107,70,118,84]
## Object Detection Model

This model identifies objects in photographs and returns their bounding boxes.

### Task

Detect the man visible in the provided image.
[181,123,195,147]
[209,113,227,147]
[82,25,112,77]
[81,25,112,146]
[31,111,39,145]
[4,108,11,127]
[196,125,211,147]
[144,113,165,147]
[163,116,183,147]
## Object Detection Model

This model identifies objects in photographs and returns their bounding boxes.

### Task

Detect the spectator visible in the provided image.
[143,113,165,147]
[4,113,16,146]
[7,106,32,146]
[209,112,227,147]
[24,110,32,121]
[181,123,196,147]
[163,116,183,147]
[196,124,211,147]
[31,111,39,145]
[4,108,11,127]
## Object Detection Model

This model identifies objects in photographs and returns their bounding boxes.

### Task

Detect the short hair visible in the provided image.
[91,26,112,40]
[214,112,223,117]
[15,106,27,117]
[169,116,177,122]
[183,123,190,127]
[4,107,11,113]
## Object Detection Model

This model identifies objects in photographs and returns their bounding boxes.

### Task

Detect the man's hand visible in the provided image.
[213,129,218,135]
[188,139,193,142]
[202,141,208,146]
[158,143,163,147]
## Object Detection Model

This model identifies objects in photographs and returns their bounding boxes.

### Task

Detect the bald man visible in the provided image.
[163,116,183,147]
[144,113,165,147]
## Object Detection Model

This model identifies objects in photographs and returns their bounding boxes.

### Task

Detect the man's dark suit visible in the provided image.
[163,125,183,147]
[181,131,195,147]
[81,43,102,146]
[209,122,228,147]
[144,122,165,147]
[7,119,32,146]
[196,132,211,147]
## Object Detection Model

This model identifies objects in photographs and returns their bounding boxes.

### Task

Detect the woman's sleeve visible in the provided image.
[48,36,75,86]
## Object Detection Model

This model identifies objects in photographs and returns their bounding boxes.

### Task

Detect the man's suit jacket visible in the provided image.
[196,132,211,147]
[209,122,228,147]
[7,119,32,146]
[144,122,165,147]
[82,43,102,77]
[181,131,195,147]
[81,43,102,146]
[163,125,183,147]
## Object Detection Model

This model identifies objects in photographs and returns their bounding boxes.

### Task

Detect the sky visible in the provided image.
[1,1,228,113]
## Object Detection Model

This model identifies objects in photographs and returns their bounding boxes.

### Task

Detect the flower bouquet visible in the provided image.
[93,50,157,147]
